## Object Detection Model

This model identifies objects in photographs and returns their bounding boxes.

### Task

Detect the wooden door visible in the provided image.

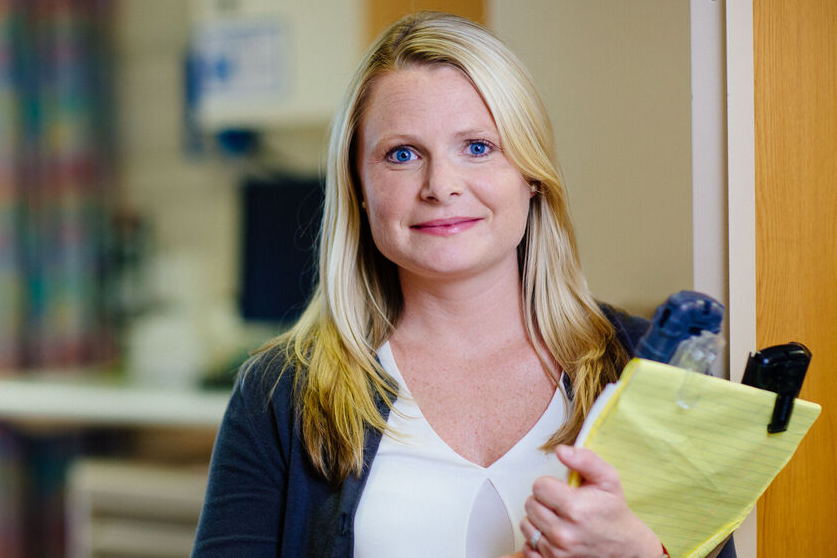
[365,0,485,42]
[754,0,837,555]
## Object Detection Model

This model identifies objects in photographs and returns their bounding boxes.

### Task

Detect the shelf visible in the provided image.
[0,376,230,428]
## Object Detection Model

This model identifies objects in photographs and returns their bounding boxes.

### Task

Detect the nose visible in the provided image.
[420,157,462,202]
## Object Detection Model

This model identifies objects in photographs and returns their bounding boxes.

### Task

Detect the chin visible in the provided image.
[399,255,515,283]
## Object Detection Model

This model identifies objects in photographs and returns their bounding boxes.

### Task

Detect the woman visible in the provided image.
[193,12,734,558]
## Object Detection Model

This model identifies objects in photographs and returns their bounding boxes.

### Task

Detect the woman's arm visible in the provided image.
[192,374,288,556]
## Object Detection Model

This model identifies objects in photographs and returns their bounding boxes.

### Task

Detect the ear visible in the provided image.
[528,181,540,198]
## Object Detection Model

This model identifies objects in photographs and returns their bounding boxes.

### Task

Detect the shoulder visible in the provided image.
[238,344,294,391]
[235,343,298,408]
[224,344,300,443]
[211,344,303,481]
[598,302,650,357]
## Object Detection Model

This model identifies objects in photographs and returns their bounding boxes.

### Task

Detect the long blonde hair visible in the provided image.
[254,12,628,481]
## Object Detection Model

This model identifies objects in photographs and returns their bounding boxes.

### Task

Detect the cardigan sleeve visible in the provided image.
[192,361,289,557]
[599,302,650,356]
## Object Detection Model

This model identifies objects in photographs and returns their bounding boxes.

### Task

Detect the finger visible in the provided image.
[523,505,575,557]
[520,515,554,556]
[520,515,540,548]
[530,474,573,515]
[556,445,622,493]
[524,528,566,558]
[525,494,567,529]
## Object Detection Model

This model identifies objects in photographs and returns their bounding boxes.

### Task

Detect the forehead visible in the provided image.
[358,65,496,134]
[368,64,475,97]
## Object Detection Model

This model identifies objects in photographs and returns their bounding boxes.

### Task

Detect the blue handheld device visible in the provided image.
[635,290,725,364]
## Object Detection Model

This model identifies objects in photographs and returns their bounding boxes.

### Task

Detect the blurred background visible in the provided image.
[0,0,690,556]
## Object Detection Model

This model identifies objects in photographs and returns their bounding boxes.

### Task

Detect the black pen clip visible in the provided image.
[741,342,812,433]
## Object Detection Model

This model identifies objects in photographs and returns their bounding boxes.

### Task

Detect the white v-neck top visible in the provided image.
[353,342,569,557]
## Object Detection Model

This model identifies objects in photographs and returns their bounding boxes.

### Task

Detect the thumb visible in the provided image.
[557,445,622,493]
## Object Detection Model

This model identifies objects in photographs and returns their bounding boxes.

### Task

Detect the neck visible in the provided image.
[393,259,529,349]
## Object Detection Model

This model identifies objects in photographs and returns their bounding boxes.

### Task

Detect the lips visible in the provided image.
[411,217,481,236]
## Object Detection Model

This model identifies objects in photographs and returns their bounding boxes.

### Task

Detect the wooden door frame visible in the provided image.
[691,0,757,555]
[725,0,757,556]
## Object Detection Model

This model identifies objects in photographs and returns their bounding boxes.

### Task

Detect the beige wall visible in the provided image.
[114,1,239,305]
[489,0,693,316]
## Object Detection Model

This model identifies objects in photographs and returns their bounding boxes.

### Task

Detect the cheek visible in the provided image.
[364,205,388,241]
[363,205,404,265]
[363,173,413,226]
[503,175,534,218]
[362,190,407,258]
[364,191,400,229]
[503,177,534,241]
[360,173,387,228]
[514,198,532,239]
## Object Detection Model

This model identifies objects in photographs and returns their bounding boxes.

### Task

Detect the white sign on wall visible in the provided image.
[191,17,292,128]
[187,0,363,131]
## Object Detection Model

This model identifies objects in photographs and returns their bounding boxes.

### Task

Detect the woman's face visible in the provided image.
[355,65,533,284]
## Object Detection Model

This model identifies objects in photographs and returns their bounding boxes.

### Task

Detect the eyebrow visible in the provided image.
[455,128,498,139]
[370,134,421,152]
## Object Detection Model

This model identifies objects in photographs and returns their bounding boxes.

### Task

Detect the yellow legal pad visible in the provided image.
[573,358,821,558]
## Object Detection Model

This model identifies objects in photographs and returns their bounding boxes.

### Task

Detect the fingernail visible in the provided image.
[557,444,574,458]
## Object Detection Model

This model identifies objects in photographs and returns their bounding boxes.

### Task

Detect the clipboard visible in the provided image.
[571,358,821,558]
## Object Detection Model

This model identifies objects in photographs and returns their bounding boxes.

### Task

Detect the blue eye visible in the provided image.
[467,141,490,156]
[388,147,416,163]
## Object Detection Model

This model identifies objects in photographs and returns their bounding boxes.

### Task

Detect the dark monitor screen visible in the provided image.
[239,175,323,323]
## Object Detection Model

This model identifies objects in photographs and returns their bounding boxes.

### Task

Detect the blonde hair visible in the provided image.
[254,11,628,481]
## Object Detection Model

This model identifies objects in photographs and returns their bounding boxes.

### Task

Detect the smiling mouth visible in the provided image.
[411,217,481,236]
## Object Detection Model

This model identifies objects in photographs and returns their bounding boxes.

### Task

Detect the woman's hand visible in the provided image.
[518,445,663,558]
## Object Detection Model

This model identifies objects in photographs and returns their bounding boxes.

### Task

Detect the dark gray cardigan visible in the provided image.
[192,306,736,557]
